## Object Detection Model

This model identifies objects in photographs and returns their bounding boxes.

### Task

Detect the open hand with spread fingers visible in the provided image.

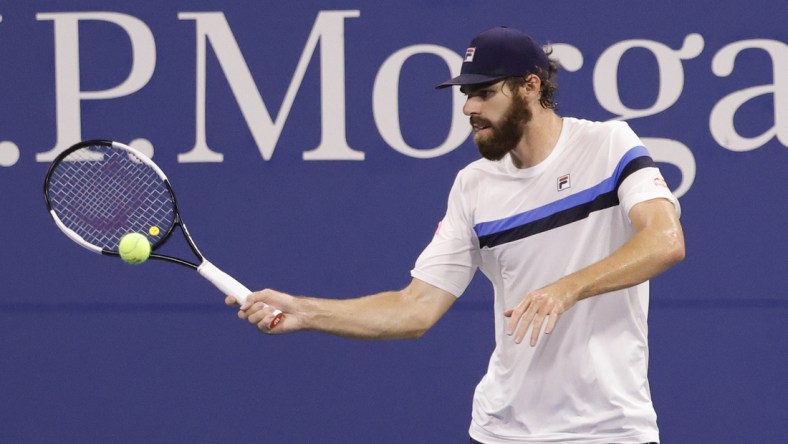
[504,281,579,347]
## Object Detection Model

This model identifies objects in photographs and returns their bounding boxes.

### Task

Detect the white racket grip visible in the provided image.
[197,260,284,329]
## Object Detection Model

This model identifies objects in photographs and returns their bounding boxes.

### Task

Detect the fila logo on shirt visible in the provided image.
[465,47,476,62]
[557,174,571,191]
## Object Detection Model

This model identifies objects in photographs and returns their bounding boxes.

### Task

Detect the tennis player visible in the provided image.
[230,26,684,444]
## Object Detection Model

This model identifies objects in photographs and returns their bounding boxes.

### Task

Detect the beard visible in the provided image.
[471,96,532,161]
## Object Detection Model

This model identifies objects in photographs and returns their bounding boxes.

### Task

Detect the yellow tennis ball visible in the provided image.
[118,233,151,265]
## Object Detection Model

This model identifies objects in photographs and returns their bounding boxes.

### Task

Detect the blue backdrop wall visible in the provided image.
[1,1,786,442]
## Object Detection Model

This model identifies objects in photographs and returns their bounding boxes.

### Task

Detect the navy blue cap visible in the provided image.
[436,27,549,89]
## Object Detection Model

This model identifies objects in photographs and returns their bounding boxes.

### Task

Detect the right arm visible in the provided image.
[232,278,457,340]
[234,171,476,339]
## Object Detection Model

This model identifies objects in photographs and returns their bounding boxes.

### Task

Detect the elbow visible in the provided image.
[662,228,686,267]
[411,325,432,340]
[400,311,440,340]
[401,320,433,340]
[373,315,432,340]
[402,331,427,340]
[376,327,429,341]
[671,241,686,265]
[394,284,452,340]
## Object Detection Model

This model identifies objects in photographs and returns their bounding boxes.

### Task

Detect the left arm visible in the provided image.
[506,198,685,346]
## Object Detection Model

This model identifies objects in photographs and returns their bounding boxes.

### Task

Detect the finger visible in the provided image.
[516,293,553,342]
[239,291,262,311]
[529,298,557,346]
[257,319,274,334]
[254,312,281,334]
[248,310,265,325]
[240,299,265,317]
[243,289,278,310]
[237,301,253,320]
[506,299,531,336]
[237,308,248,320]
[530,313,546,347]
[225,295,238,306]
[247,301,277,325]
[514,308,538,344]
[545,311,559,334]
[252,301,269,314]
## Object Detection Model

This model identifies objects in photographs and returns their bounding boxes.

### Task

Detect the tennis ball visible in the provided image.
[118,233,151,265]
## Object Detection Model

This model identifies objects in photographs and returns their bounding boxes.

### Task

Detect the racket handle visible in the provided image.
[197,260,284,329]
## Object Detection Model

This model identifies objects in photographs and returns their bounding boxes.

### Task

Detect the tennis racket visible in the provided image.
[43,139,284,329]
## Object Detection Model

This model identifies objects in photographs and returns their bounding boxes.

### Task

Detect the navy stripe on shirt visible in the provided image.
[475,146,655,249]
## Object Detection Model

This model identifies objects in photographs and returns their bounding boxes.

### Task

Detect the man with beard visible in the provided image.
[230,26,685,444]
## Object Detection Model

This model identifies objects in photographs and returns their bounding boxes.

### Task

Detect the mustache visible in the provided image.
[470,116,493,128]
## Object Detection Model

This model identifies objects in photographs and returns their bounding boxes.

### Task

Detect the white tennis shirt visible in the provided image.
[411,117,679,443]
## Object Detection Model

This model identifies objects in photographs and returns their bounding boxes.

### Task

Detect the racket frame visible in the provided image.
[44,140,199,266]
[43,139,283,328]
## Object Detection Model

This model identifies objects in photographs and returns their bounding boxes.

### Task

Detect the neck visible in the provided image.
[510,109,563,169]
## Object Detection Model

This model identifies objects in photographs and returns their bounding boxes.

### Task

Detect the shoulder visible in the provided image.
[564,117,635,140]
[563,117,644,161]
[444,158,509,210]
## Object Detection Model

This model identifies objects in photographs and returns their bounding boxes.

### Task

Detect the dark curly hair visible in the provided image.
[504,47,559,110]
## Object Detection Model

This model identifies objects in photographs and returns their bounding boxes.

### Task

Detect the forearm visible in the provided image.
[296,292,420,340]
[562,212,685,301]
[291,280,456,340]
[505,200,684,346]
[579,234,681,300]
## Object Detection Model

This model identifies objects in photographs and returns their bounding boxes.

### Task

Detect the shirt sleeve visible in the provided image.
[612,122,682,219]
[410,173,480,298]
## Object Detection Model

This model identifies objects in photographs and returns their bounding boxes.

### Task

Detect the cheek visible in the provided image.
[486,110,508,128]
[487,99,513,122]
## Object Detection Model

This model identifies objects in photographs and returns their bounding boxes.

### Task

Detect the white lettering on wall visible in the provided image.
[177,10,364,162]
[301,11,364,160]
[35,12,156,162]
[0,9,777,193]
[550,43,584,73]
[594,34,704,121]
[373,45,467,158]
[710,39,788,151]
[0,14,20,167]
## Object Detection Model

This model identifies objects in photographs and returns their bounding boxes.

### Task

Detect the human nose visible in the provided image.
[463,96,480,116]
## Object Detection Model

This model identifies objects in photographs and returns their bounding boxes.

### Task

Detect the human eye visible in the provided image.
[463,85,496,100]
[477,89,495,100]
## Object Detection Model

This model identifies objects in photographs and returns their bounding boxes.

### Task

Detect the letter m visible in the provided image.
[178,10,363,162]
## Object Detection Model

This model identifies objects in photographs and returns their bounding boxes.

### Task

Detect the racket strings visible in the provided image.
[47,145,176,251]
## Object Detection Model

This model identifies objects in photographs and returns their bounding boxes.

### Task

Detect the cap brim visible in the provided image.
[435,73,508,89]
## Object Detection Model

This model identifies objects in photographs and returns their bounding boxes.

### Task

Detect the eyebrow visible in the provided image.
[460,80,502,95]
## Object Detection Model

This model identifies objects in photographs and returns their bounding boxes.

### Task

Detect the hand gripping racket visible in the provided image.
[43,139,284,329]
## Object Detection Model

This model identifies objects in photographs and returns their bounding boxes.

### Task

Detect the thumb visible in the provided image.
[242,288,280,310]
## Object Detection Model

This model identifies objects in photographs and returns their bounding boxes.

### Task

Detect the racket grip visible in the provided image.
[197,260,284,329]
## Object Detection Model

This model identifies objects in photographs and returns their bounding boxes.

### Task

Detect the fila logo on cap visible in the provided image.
[464,47,476,62]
